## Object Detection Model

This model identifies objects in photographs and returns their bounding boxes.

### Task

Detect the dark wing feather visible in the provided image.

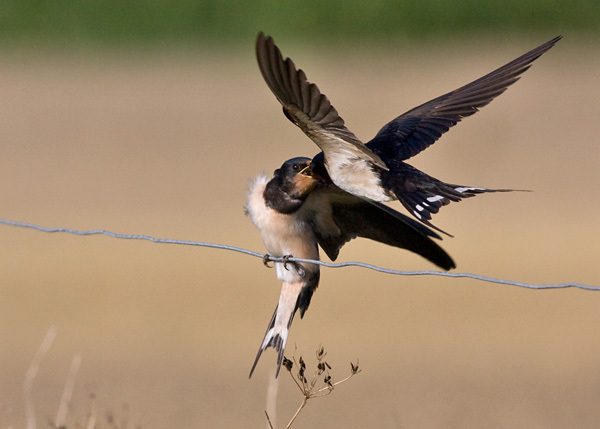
[304,186,455,270]
[256,32,387,169]
[366,36,561,161]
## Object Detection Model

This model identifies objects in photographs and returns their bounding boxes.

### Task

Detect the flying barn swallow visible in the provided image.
[246,157,455,377]
[247,34,560,376]
[256,33,561,234]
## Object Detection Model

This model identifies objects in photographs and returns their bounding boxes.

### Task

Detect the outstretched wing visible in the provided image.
[303,185,456,270]
[366,36,562,162]
[256,32,387,170]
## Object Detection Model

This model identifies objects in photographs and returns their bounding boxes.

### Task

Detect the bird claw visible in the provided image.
[264,254,305,276]
[282,255,292,270]
[282,255,305,277]
[263,254,273,268]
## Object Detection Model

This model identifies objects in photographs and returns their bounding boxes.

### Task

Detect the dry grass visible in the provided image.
[10,328,139,429]
[0,37,599,427]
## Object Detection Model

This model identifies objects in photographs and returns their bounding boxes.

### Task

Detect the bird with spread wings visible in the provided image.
[246,33,560,377]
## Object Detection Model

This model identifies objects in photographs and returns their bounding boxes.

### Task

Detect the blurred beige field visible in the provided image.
[0,37,599,428]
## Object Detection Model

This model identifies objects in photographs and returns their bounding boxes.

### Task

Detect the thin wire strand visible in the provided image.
[1,218,596,291]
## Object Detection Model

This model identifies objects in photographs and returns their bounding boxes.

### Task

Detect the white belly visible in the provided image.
[328,160,393,202]
[246,175,319,283]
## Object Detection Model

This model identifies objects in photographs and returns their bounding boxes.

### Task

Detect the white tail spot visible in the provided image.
[427,195,444,203]
[455,186,485,193]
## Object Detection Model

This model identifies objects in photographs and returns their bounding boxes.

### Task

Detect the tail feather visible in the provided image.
[249,305,278,378]
[397,182,521,236]
[249,281,304,378]
[383,162,526,235]
[249,305,296,378]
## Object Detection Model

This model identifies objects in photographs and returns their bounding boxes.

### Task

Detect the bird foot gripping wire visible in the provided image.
[262,254,273,268]
[282,255,305,277]
[262,253,306,277]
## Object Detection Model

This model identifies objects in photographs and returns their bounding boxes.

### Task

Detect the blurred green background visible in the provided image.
[1,0,598,47]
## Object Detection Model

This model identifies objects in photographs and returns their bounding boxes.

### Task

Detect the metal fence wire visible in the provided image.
[1,218,596,291]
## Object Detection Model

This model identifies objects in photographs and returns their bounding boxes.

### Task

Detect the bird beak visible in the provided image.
[291,164,317,197]
[299,165,312,176]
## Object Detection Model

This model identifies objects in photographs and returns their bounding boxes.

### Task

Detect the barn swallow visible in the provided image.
[256,33,561,234]
[246,157,455,377]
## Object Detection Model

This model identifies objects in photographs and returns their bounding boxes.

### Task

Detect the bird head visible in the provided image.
[274,157,317,200]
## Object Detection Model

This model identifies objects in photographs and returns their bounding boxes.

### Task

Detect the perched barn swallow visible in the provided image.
[256,33,561,234]
[246,157,455,377]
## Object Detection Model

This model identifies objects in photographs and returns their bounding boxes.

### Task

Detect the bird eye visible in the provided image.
[292,164,299,171]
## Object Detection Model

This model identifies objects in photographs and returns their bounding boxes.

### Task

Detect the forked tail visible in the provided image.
[249,303,296,378]
[249,281,306,378]
[396,179,523,237]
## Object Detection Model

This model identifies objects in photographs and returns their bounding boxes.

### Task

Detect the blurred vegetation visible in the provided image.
[0,0,598,47]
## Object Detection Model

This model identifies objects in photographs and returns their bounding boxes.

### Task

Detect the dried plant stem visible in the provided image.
[312,372,357,398]
[286,397,307,429]
[264,345,360,428]
[55,353,82,427]
[85,395,97,429]
[265,367,279,429]
[24,327,57,429]
[264,410,275,429]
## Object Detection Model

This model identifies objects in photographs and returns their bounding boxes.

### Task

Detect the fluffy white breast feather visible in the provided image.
[246,175,319,284]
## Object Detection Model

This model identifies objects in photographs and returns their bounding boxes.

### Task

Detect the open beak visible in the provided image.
[299,165,312,176]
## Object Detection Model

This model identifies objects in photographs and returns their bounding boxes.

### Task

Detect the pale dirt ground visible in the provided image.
[0,36,599,428]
